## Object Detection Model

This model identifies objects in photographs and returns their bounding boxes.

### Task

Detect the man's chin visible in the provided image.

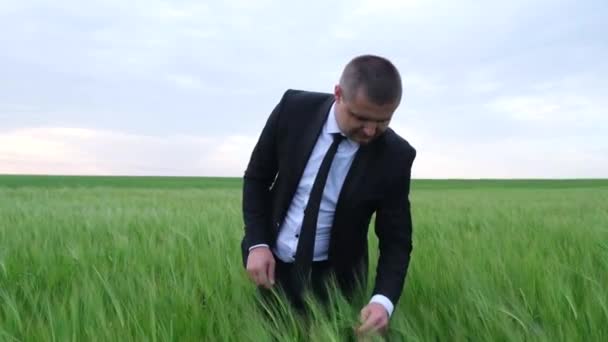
[353,136,374,145]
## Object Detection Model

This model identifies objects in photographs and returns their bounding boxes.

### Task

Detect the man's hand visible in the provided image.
[356,302,389,337]
[246,247,275,289]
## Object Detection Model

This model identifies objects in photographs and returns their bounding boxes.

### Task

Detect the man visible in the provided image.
[241,54,416,335]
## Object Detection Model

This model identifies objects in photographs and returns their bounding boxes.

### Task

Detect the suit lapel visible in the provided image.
[328,140,374,260]
[283,95,334,214]
[293,96,333,177]
[335,142,374,212]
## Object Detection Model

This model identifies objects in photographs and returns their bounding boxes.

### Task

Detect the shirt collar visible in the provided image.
[326,101,344,136]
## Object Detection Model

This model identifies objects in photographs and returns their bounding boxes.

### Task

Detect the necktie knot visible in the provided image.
[332,132,345,145]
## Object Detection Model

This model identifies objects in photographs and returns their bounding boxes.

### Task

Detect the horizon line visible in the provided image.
[1,173,606,181]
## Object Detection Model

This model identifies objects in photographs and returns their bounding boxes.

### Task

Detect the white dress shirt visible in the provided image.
[250,102,395,317]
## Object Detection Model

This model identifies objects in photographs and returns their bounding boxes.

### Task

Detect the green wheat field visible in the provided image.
[1,175,607,341]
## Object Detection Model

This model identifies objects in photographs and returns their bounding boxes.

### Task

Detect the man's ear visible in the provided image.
[334,84,342,102]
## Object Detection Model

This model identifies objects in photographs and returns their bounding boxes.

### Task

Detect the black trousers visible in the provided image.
[257,255,334,315]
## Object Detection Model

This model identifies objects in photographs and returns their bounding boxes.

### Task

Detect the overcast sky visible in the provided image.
[1,0,606,178]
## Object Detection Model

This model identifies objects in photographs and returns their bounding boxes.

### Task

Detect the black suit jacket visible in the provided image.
[241,89,417,307]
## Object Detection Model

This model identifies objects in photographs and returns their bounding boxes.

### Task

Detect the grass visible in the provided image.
[0,175,607,341]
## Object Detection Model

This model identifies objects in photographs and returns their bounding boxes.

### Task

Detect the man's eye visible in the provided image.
[352,113,365,121]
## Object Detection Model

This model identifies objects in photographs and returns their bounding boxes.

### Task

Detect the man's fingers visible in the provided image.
[357,309,375,333]
[247,268,257,283]
[268,260,275,286]
[246,248,276,289]
[360,307,371,322]
[357,316,377,334]
[257,265,272,288]
[247,269,257,283]
[248,268,265,287]
[247,266,260,283]
[358,312,385,335]
[257,270,269,288]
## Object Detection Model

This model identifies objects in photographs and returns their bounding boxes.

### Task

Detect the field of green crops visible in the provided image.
[1,175,607,341]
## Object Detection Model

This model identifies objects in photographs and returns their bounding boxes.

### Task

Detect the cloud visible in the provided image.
[0,127,256,176]
[2,119,606,179]
[390,120,608,179]
[166,74,207,91]
[402,73,445,96]
[487,74,607,129]
[490,95,579,122]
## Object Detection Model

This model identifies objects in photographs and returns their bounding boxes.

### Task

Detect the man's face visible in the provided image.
[334,85,398,145]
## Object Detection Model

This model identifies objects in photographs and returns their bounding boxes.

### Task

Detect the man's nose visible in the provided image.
[362,123,376,137]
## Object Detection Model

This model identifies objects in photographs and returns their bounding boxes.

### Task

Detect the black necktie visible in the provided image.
[294,132,344,280]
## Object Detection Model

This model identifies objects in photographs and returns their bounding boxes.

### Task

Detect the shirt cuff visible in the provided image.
[248,244,270,251]
[370,294,394,318]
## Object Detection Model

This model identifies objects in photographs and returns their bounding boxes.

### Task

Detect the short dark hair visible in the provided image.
[339,54,402,105]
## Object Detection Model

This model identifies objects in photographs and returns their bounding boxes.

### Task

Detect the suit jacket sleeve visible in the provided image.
[241,92,285,253]
[372,147,417,306]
